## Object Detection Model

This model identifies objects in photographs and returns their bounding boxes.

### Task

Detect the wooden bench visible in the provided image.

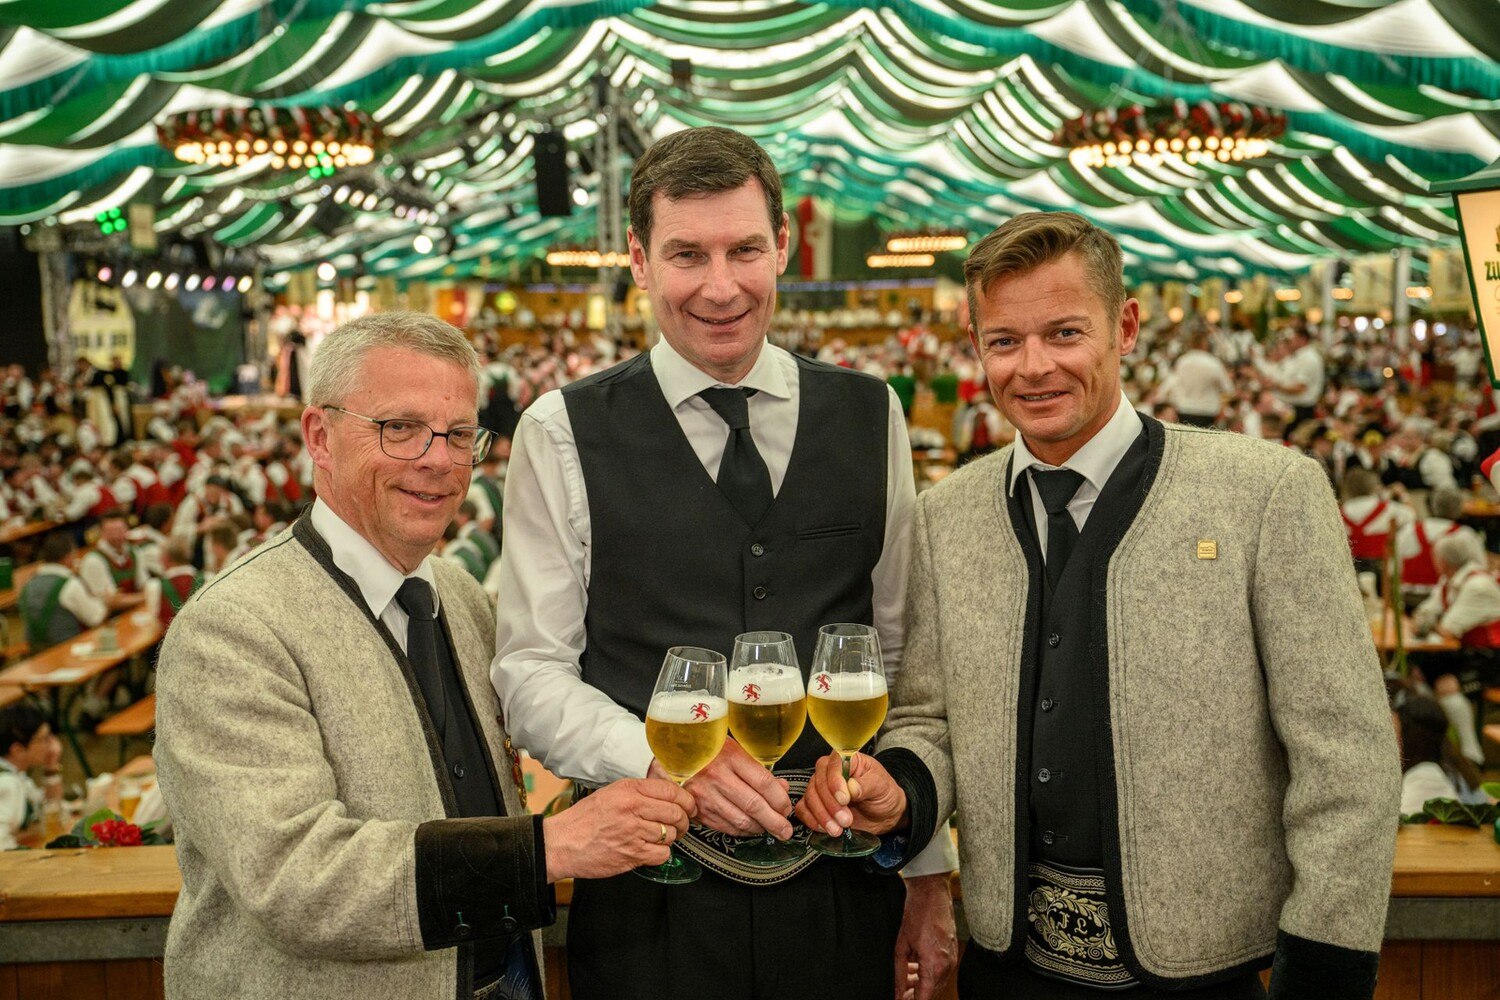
[97,694,156,737]
[1485,688,1500,706]
[1484,724,1500,747]
[0,685,23,709]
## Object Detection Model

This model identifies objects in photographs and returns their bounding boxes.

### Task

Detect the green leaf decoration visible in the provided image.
[1401,798,1500,827]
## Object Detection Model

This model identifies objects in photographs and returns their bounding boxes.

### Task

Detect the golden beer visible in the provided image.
[807,670,888,755]
[729,698,807,767]
[646,692,729,782]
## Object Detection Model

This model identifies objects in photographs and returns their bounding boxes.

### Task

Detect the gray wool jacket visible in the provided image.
[154,517,547,1000]
[879,419,1401,988]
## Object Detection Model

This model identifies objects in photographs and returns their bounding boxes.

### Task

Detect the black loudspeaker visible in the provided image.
[533,129,572,218]
[0,229,47,374]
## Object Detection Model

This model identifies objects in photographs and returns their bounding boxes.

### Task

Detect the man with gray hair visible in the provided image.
[799,212,1399,999]
[155,311,694,1000]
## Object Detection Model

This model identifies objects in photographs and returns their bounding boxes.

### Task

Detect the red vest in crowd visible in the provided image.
[1401,521,1461,587]
[159,568,202,630]
[87,486,118,519]
[1438,573,1500,648]
[1343,500,1389,560]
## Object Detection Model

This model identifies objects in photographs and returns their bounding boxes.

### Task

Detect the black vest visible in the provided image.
[1015,429,1150,867]
[563,351,889,770]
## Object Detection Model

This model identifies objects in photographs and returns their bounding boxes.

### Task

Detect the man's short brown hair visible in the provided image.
[964,211,1126,332]
[628,127,783,253]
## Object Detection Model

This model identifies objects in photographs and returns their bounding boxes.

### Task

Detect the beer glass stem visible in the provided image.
[839,752,855,847]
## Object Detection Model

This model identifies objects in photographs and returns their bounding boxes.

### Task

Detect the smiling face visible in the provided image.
[969,253,1138,467]
[302,345,476,574]
[629,179,788,384]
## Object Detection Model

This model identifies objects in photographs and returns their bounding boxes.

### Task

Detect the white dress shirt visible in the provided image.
[1415,562,1500,640]
[493,337,956,874]
[309,499,438,657]
[1161,350,1232,418]
[1008,393,1144,555]
[79,542,142,599]
[31,564,108,630]
[0,759,41,851]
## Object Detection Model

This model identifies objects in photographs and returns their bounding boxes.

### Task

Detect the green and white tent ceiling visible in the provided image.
[1,0,1497,283]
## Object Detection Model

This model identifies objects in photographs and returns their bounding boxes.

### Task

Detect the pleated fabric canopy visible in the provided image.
[0,0,1495,282]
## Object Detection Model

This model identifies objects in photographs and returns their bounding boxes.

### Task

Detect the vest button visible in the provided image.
[1037,768,1052,783]
[1041,698,1056,712]
[752,586,768,600]
[1047,633,1060,648]
[451,762,466,780]
[1041,830,1056,845]
[500,915,519,934]
[750,543,765,557]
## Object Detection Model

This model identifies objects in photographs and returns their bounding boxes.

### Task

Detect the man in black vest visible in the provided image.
[492,127,958,1000]
[798,213,1398,1000]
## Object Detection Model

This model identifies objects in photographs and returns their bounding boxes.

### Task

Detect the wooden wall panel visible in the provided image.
[1420,942,1500,1000]
[15,962,107,1000]
[0,965,17,1000]
[104,959,165,1000]
[1375,941,1423,1000]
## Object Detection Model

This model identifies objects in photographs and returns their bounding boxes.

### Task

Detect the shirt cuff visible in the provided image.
[901,818,958,877]
[869,747,937,871]
[413,816,557,950]
[1267,930,1379,1000]
[602,716,654,782]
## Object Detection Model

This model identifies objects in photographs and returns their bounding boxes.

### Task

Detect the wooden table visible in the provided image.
[2,823,1495,1000]
[0,521,58,548]
[0,686,22,709]
[1371,611,1462,654]
[0,612,162,776]
[0,562,38,613]
[97,694,156,737]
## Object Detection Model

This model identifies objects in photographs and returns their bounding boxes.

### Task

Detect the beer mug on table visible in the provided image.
[640,645,728,884]
[727,631,807,866]
[805,623,888,857]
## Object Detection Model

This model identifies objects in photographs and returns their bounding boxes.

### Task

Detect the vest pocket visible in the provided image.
[796,523,862,540]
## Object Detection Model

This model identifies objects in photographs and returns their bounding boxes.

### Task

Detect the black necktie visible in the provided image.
[700,386,774,526]
[1031,468,1085,590]
[396,578,448,737]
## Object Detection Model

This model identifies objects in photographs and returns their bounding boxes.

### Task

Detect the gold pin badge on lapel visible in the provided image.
[1197,540,1217,560]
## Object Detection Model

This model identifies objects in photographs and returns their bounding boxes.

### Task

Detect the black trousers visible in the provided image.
[567,860,906,1000]
[958,946,1267,1000]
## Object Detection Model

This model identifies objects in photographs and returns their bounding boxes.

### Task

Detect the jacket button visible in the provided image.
[1041,698,1056,712]
[454,918,472,939]
[1047,633,1060,648]
[1041,830,1056,845]
[752,586,767,600]
[451,762,466,779]
[500,916,519,934]
[1037,768,1051,783]
[750,543,765,557]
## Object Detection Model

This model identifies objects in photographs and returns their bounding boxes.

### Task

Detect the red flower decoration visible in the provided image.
[91,818,145,846]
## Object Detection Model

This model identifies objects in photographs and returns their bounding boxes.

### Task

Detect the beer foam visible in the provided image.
[729,664,805,704]
[808,670,887,700]
[647,690,728,723]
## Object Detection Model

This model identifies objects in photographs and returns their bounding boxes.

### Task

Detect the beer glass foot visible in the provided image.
[807,829,880,857]
[634,850,702,884]
[732,837,808,867]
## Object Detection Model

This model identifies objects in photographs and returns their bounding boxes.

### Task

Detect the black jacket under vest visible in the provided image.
[561,350,890,769]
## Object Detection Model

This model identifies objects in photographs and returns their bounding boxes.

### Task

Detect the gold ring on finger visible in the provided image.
[657,822,668,845]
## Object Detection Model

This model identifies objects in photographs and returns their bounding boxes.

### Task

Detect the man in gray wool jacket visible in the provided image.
[799,211,1401,1000]
[155,312,694,1000]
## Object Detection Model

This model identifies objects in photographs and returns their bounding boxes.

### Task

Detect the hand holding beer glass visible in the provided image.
[640,645,729,884]
[805,623,888,857]
[726,631,808,866]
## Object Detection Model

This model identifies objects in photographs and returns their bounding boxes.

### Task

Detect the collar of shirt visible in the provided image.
[1007,392,1143,497]
[650,335,792,410]
[310,498,439,619]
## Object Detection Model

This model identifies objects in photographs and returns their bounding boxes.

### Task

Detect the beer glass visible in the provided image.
[805,623,888,857]
[639,645,729,884]
[727,631,807,866]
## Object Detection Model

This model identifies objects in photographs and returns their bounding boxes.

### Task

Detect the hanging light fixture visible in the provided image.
[866,252,936,269]
[884,230,967,254]
[158,106,381,171]
[1057,100,1286,170]
[545,246,629,268]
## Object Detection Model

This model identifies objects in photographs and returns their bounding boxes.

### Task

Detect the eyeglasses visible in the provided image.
[323,406,493,466]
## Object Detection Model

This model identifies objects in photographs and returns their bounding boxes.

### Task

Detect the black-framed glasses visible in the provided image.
[324,406,493,466]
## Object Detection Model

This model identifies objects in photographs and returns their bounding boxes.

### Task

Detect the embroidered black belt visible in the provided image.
[1023,859,1137,990]
[674,767,821,886]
